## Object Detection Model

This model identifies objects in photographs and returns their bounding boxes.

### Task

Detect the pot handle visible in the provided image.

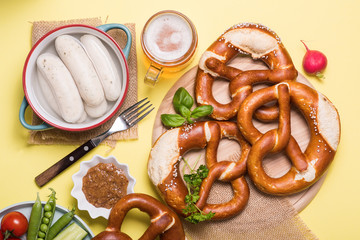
[97,23,132,59]
[19,97,53,130]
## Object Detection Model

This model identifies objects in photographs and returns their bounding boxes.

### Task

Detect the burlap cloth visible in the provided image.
[182,176,318,240]
[28,17,138,147]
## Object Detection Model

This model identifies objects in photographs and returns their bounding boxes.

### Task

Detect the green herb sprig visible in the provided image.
[161,87,213,127]
[181,157,215,224]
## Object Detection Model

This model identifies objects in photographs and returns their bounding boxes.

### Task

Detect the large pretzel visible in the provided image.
[92,193,186,240]
[148,121,250,220]
[238,81,341,195]
[196,23,298,121]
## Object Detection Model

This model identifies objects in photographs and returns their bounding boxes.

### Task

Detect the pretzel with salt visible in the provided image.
[196,23,297,121]
[148,121,250,220]
[237,81,341,195]
[92,193,186,240]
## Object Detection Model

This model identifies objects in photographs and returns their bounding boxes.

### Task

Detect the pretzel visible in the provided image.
[195,23,298,121]
[237,81,341,195]
[148,121,250,220]
[92,193,186,240]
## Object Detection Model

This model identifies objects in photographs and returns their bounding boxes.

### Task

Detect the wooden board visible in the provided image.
[152,57,326,213]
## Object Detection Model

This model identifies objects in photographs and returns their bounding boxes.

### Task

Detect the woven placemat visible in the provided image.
[28,18,138,147]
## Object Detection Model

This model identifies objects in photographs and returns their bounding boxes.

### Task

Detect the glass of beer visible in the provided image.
[141,10,198,86]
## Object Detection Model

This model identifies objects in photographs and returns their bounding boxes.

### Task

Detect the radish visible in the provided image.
[301,40,327,79]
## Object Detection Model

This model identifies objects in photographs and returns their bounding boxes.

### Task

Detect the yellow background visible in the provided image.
[0,0,358,239]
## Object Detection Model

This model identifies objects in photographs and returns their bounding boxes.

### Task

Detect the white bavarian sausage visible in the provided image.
[36,53,85,123]
[37,69,87,123]
[80,34,122,101]
[55,35,105,107]
[76,111,88,123]
[37,69,60,116]
[84,98,108,118]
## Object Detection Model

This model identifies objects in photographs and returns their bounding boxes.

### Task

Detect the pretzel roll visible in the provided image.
[238,81,341,195]
[148,121,250,220]
[195,23,298,121]
[92,193,186,240]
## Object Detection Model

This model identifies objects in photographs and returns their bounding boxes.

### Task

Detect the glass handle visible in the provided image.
[144,63,163,86]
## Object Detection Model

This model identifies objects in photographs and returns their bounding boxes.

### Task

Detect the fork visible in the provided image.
[35,98,154,187]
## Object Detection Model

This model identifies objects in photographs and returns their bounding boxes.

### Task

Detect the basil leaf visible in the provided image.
[190,105,214,118]
[179,105,191,118]
[173,87,194,113]
[161,114,186,127]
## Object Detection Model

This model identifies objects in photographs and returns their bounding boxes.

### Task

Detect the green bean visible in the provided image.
[47,207,75,240]
[37,188,57,240]
[27,193,43,240]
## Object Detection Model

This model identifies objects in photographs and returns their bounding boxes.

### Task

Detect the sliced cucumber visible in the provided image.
[52,222,87,240]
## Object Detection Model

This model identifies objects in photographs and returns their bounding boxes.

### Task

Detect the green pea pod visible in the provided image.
[38,188,56,240]
[47,207,75,240]
[27,193,43,240]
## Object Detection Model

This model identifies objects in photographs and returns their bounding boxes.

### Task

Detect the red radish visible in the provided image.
[301,40,327,79]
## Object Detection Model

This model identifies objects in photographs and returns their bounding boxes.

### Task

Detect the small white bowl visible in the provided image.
[71,154,136,219]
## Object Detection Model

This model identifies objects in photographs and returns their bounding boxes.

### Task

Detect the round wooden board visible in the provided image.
[151,57,326,213]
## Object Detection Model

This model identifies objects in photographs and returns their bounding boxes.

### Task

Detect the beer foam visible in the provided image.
[144,13,193,62]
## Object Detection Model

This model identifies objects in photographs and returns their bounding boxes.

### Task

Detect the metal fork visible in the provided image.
[35,98,154,187]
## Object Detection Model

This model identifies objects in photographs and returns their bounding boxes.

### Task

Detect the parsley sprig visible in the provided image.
[182,157,215,223]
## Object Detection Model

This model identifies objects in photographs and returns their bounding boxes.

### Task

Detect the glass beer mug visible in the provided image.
[141,10,198,86]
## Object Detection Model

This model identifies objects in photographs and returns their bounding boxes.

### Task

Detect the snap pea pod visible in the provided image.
[37,188,57,240]
[47,207,75,240]
[27,193,43,240]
